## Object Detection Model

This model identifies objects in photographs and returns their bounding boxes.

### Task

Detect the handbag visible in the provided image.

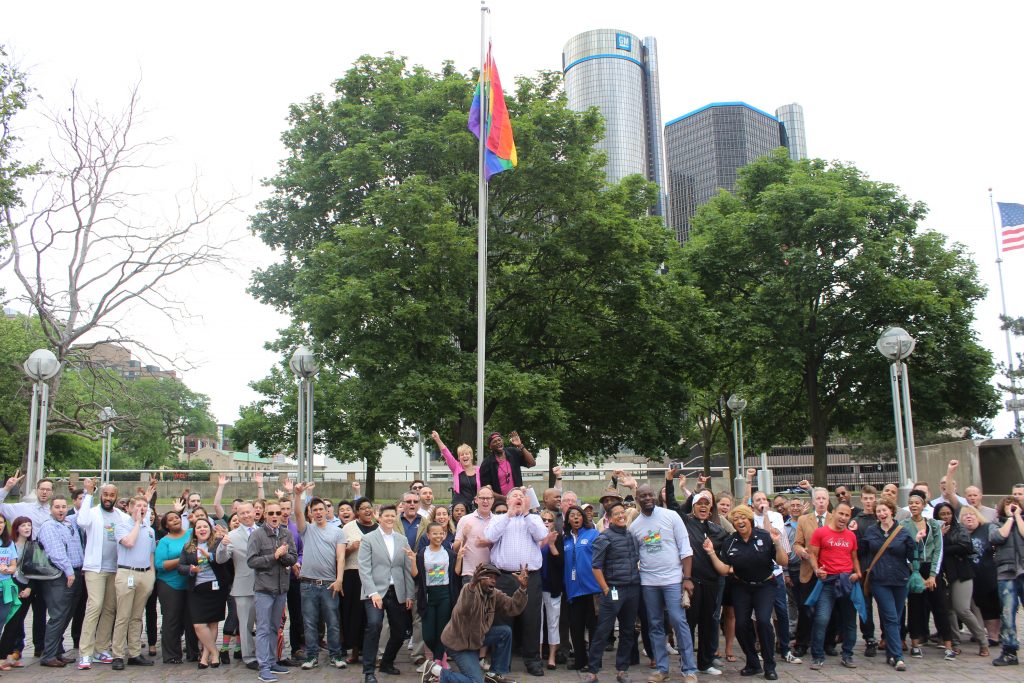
[908,540,926,594]
[17,538,63,581]
[862,525,902,596]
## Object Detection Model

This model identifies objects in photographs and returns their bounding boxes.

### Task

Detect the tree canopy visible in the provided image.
[680,150,999,484]
[241,55,704,476]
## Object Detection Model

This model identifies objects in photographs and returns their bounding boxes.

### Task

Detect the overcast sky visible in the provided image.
[3,1,1023,438]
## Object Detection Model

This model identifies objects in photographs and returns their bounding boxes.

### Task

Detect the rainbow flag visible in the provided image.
[468,43,517,181]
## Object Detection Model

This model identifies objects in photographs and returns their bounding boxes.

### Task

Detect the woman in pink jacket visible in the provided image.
[430,431,481,510]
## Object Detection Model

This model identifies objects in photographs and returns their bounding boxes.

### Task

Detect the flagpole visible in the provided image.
[476,1,490,464]
[989,188,1021,434]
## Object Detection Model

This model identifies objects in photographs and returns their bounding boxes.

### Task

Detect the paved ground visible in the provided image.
[10,609,1022,683]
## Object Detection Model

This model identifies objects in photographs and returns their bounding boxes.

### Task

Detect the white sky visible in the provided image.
[3,1,1023,438]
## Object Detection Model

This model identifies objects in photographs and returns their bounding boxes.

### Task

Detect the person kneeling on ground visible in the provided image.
[423,562,527,683]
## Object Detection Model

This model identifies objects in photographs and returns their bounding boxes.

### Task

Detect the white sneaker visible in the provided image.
[785,652,802,664]
[698,666,721,675]
[77,656,91,670]
[666,643,678,655]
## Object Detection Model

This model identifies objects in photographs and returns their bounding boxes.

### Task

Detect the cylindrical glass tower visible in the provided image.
[775,103,807,161]
[562,29,667,216]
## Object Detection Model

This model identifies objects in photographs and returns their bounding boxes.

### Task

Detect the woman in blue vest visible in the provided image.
[563,505,600,671]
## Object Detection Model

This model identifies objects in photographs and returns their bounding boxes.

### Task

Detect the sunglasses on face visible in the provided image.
[265,511,281,517]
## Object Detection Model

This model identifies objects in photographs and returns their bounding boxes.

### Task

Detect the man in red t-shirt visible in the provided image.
[807,501,862,671]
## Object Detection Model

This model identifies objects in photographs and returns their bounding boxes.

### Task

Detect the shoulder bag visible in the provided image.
[862,525,901,596]
[16,538,63,581]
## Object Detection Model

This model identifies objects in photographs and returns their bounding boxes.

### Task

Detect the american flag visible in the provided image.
[998,202,1024,252]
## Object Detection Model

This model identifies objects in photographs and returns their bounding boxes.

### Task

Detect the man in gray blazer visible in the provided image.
[216,500,259,670]
[358,503,417,683]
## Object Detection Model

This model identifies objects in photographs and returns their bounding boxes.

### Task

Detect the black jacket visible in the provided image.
[478,447,530,493]
[940,523,975,582]
[177,538,233,590]
[590,524,640,587]
[684,515,730,582]
[415,545,461,616]
[541,534,565,598]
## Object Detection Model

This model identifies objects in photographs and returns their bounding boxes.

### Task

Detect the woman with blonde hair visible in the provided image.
[431,430,480,509]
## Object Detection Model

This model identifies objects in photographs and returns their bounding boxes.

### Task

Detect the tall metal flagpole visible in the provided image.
[989,189,1022,434]
[476,2,490,464]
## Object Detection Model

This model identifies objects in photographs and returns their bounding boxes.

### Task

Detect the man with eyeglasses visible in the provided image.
[248,501,298,683]
[454,487,496,585]
[485,488,551,677]
[323,500,343,528]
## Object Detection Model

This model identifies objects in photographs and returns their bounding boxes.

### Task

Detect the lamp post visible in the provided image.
[23,349,61,493]
[876,326,917,506]
[98,406,116,483]
[727,394,748,500]
[289,346,318,482]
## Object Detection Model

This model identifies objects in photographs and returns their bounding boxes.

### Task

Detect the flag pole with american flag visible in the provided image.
[990,189,1022,434]
[469,1,518,462]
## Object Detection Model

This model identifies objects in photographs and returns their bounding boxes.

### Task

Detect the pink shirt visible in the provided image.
[455,510,492,576]
[496,458,515,495]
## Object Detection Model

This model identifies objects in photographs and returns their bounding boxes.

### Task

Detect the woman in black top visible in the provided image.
[960,505,1001,645]
[539,510,564,670]
[934,502,988,654]
[703,505,788,681]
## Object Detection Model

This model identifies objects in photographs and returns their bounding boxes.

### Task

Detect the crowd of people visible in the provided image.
[0,434,1018,683]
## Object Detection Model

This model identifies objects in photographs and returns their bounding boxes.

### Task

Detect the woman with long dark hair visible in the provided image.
[563,505,600,671]
[0,517,33,668]
[539,509,563,670]
[178,518,231,668]
[416,505,455,552]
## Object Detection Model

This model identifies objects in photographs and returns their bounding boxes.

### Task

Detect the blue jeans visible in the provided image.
[642,583,697,675]
[810,578,857,661]
[871,583,908,662]
[254,591,288,676]
[997,575,1024,652]
[441,625,513,683]
[300,581,342,659]
[772,574,791,656]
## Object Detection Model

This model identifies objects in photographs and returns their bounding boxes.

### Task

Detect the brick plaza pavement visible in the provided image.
[10,608,1023,683]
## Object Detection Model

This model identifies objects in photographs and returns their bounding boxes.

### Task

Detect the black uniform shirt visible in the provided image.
[720,528,776,584]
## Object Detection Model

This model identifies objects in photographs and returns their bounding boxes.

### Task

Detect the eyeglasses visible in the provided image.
[412,485,423,490]
[265,511,281,517]
[476,496,494,501]
[541,518,554,523]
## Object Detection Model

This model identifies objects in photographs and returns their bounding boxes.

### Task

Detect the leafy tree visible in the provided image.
[681,150,999,485]
[1,45,39,272]
[998,314,1024,437]
[245,55,703,478]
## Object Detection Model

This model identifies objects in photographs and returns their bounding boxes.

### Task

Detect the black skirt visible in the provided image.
[188,581,227,624]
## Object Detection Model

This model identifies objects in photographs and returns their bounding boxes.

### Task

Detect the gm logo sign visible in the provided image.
[616,33,632,52]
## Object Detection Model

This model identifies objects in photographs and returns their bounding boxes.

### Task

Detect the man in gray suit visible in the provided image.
[358,503,417,683]
[216,500,259,670]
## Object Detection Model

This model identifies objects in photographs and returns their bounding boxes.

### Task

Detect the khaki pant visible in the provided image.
[111,568,155,659]
[80,571,117,658]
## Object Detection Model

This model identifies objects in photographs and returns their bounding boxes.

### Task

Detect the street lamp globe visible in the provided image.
[875,327,915,362]
[23,349,60,381]
[289,345,318,379]
[727,394,747,414]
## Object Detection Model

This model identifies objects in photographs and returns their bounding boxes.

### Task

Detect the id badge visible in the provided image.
[212,580,220,591]
[610,587,619,601]
[127,574,135,589]
[571,569,576,581]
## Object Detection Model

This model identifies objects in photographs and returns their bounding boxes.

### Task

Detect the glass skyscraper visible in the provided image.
[562,29,667,216]
[664,101,806,242]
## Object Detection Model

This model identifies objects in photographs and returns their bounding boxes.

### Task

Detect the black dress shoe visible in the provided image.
[234,650,243,660]
[740,666,763,676]
[247,660,260,670]
[127,655,154,666]
[764,671,778,681]
[220,650,231,665]
[111,658,125,670]
[365,674,379,683]
[525,661,545,677]
[278,658,297,667]
[824,647,838,657]
[379,663,401,675]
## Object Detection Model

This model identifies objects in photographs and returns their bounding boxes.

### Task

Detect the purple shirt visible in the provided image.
[288,521,303,564]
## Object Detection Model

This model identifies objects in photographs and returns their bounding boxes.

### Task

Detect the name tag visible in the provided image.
[212,580,220,591]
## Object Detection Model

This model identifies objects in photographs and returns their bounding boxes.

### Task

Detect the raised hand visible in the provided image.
[83,477,96,494]
[702,537,715,554]
[798,479,811,490]
[218,474,227,487]
[948,459,959,471]
[619,473,637,489]
[746,468,757,480]
[3,470,24,491]
[351,481,361,492]
[283,477,293,492]
[305,482,315,493]
[552,466,562,479]
[293,482,306,496]
[509,431,523,448]
[515,563,529,589]
[254,472,263,485]
[172,499,185,514]
[665,466,680,482]
[275,489,285,499]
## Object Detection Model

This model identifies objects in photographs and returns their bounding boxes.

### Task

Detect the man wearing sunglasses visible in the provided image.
[247,502,298,683]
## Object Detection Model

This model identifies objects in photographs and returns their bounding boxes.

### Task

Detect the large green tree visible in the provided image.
[680,150,999,485]
[244,55,703,478]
